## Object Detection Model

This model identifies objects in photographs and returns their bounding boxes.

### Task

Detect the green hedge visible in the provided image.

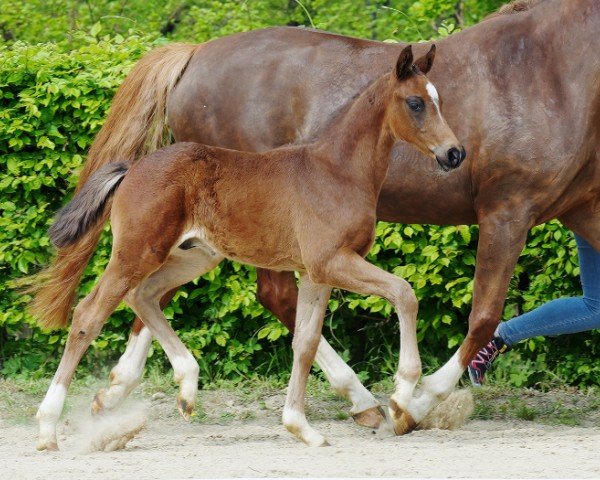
[0,35,598,387]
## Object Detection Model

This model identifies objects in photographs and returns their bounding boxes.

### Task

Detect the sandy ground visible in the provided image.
[1,386,599,479]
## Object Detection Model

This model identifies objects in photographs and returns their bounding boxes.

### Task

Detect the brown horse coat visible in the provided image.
[31,0,600,432]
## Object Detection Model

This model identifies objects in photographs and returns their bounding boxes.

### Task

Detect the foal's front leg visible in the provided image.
[282,274,332,446]
[310,248,421,435]
[257,269,382,427]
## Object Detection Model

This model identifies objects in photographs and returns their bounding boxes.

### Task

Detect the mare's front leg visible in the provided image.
[308,248,421,436]
[400,212,530,431]
[282,274,332,446]
[36,261,131,451]
[257,269,383,427]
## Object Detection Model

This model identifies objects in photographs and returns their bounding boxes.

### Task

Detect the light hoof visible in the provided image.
[388,398,417,436]
[36,439,59,451]
[301,432,330,447]
[177,395,194,421]
[352,405,386,429]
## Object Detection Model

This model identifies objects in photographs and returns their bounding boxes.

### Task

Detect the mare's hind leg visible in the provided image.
[282,274,332,446]
[91,289,175,415]
[124,247,223,419]
[308,248,420,436]
[36,260,132,451]
[257,269,382,427]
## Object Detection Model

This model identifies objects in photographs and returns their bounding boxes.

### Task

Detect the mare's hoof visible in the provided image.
[352,405,386,429]
[388,398,417,435]
[177,395,194,421]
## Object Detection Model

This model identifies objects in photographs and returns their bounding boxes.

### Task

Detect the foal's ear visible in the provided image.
[395,45,414,81]
[414,44,436,75]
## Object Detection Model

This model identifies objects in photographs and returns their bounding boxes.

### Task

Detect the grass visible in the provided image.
[471,385,600,427]
[1,370,598,428]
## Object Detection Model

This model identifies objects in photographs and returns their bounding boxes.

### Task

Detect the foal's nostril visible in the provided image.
[460,147,467,162]
[447,147,462,168]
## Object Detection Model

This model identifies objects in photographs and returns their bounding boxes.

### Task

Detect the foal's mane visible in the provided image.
[485,0,547,19]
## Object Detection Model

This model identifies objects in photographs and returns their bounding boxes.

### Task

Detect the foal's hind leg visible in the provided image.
[91,289,175,415]
[36,261,131,451]
[308,248,420,436]
[125,247,223,419]
[282,274,332,446]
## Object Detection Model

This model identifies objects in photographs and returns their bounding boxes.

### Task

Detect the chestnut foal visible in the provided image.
[36,45,464,449]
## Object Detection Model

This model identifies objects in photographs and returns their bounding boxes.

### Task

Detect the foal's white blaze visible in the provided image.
[314,337,379,414]
[426,82,440,108]
[37,382,67,447]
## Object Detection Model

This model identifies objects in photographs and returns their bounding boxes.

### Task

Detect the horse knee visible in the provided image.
[391,282,418,319]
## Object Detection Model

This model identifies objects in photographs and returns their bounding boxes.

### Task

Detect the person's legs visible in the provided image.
[469,233,600,386]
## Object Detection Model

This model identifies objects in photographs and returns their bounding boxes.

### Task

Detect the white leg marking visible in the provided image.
[171,353,200,406]
[283,276,331,446]
[390,292,421,412]
[406,350,465,422]
[95,326,153,412]
[314,336,379,414]
[282,408,327,447]
[36,382,67,449]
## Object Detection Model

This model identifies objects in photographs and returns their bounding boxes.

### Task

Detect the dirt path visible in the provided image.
[1,383,599,479]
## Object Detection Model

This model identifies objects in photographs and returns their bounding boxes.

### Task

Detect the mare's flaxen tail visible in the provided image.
[48,163,129,249]
[28,43,198,330]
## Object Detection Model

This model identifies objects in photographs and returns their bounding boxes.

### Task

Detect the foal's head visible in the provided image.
[386,45,465,171]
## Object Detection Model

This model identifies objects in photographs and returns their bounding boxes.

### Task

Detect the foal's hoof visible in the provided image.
[352,406,386,429]
[177,395,194,421]
[91,389,107,416]
[388,398,417,435]
[36,439,59,451]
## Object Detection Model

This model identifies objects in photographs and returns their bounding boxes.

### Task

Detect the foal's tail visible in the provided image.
[28,43,198,330]
[49,163,129,249]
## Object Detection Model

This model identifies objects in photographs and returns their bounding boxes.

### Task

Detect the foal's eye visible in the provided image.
[406,97,425,113]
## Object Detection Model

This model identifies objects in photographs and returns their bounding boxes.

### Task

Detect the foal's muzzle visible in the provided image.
[435,146,466,171]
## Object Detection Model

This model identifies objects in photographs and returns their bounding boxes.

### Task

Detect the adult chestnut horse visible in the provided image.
[31,0,600,430]
[36,47,463,450]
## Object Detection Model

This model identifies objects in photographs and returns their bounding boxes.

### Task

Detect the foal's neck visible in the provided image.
[311,74,395,197]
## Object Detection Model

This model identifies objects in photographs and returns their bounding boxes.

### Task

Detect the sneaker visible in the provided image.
[468,336,509,387]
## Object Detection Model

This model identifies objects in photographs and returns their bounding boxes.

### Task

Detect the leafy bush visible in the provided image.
[0,11,598,388]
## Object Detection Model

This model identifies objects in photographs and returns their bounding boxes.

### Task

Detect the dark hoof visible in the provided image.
[352,406,386,429]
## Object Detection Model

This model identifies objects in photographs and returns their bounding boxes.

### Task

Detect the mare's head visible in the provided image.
[386,45,465,171]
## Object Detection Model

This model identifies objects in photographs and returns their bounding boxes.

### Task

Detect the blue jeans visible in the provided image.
[498,233,600,346]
